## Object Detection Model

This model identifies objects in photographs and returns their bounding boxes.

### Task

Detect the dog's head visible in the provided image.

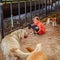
[18,29,28,40]
[11,29,28,41]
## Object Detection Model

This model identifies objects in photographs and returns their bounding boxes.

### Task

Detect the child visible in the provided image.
[27,16,46,35]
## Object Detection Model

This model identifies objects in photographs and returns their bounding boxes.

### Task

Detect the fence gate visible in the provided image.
[0,0,59,39]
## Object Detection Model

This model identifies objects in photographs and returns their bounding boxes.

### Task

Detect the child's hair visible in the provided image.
[27,24,39,32]
[35,16,39,20]
[32,16,40,21]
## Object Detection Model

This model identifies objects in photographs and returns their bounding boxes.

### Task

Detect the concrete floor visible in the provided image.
[0,24,60,60]
[22,24,60,60]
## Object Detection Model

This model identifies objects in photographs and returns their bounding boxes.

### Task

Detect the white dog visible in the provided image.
[46,17,57,27]
[1,29,30,60]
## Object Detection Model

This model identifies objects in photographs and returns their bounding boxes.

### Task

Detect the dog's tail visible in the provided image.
[34,43,42,52]
[10,48,31,58]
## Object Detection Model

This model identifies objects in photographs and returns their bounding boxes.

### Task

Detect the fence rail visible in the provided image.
[0,0,60,39]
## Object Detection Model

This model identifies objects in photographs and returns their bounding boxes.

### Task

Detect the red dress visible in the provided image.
[33,19,45,34]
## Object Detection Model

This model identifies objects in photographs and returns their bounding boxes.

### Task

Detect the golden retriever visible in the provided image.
[1,29,48,60]
[1,29,30,60]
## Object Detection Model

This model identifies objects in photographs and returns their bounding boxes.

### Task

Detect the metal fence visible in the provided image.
[0,0,60,39]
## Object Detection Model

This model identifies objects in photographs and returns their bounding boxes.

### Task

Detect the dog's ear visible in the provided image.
[34,43,42,52]
[19,30,28,40]
[24,31,28,38]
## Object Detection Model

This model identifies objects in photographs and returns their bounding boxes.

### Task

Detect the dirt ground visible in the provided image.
[0,23,60,60]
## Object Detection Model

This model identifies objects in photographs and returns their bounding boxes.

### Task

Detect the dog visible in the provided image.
[1,29,30,60]
[26,43,48,60]
[46,16,57,27]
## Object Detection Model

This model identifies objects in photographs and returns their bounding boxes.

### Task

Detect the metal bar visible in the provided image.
[50,0,52,12]
[25,0,27,25]
[0,0,2,2]
[1,0,13,2]
[5,0,6,4]
[38,0,40,17]
[55,0,56,7]
[45,0,47,17]
[42,0,44,17]
[0,3,4,38]
[34,0,36,12]
[54,0,56,12]
[10,1,14,28]
[30,0,32,22]
[58,0,59,6]
[51,0,53,12]
[18,1,21,25]
[49,0,51,12]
